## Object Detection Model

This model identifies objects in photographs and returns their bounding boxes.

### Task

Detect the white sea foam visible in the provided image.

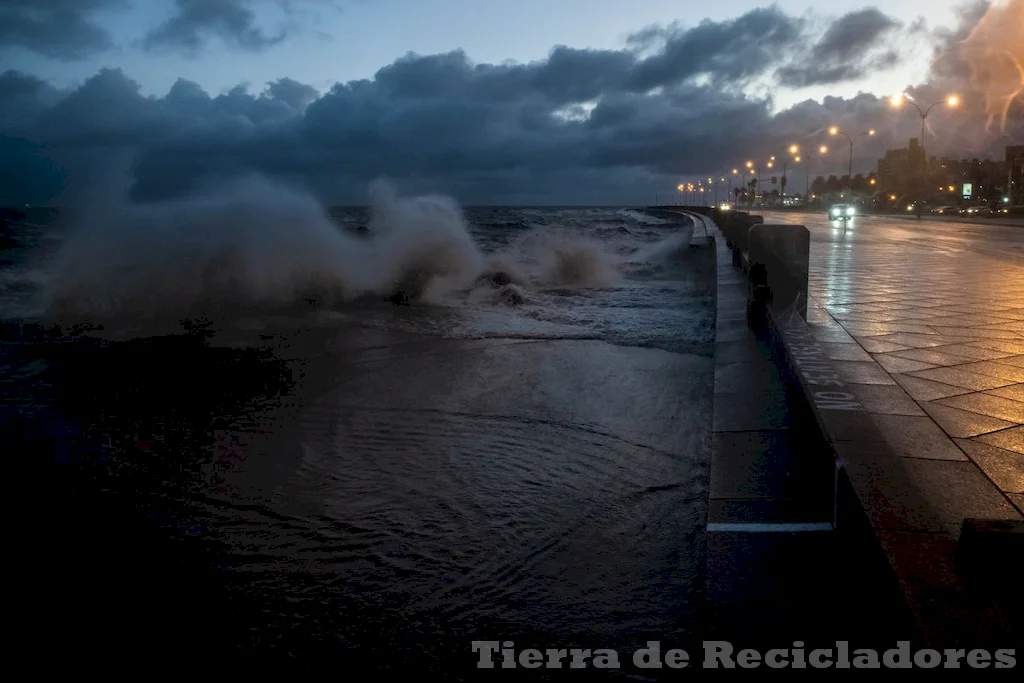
[27,175,702,343]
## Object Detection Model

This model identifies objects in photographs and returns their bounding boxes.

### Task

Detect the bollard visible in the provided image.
[747,224,810,319]
[746,262,771,330]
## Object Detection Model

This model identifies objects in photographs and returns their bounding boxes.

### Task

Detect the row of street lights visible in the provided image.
[676,92,959,208]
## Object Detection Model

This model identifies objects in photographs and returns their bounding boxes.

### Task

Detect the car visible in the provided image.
[828,203,855,220]
[931,206,956,215]
[965,205,994,217]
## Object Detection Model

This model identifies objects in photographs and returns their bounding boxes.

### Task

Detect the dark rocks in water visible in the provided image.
[67,322,103,336]
[387,291,413,306]
[23,323,44,342]
[496,285,525,306]
[0,321,21,341]
[475,270,517,288]
[490,271,513,287]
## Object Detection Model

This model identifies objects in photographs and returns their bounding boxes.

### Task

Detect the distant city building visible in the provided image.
[1007,146,1023,204]
[876,140,1019,202]
[876,138,924,191]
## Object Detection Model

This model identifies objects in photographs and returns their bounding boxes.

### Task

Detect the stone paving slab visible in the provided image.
[757,212,1024,524]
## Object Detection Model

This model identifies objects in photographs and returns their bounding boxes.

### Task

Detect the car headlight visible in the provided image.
[846,208,855,216]
[831,208,840,215]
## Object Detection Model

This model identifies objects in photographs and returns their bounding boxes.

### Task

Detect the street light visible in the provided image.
[829,127,875,196]
[890,93,958,176]
[798,145,827,204]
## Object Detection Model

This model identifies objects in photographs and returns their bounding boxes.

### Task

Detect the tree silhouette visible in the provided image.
[825,175,841,192]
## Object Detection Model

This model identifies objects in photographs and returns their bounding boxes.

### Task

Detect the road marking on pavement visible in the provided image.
[706,522,834,533]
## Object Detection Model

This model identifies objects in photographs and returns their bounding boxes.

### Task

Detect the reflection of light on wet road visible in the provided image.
[766,213,1024,263]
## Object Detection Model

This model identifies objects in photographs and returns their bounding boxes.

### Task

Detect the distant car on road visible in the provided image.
[965,205,994,217]
[828,203,855,220]
[930,206,956,215]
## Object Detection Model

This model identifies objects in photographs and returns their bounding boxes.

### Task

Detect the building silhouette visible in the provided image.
[876,140,1020,204]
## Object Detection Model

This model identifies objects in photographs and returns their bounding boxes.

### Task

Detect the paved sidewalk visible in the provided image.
[689,211,917,647]
[765,212,1023,528]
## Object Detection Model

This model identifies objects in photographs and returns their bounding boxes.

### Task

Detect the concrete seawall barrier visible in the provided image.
[653,205,1022,647]
[748,224,809,321]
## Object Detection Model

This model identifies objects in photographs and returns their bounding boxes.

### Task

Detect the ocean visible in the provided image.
[2,181,715,677]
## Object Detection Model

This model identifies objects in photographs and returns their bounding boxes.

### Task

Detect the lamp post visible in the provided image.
[890,93,958,179]
[745,161,761,207]
[829,127,875,197]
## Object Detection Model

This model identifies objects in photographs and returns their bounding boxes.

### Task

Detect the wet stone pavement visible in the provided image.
[763,212,1023,524]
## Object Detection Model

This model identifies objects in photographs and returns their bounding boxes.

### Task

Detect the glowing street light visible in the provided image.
[746,160,753,169]
[829,126,876,195]
[789,144,799,154]
[890,92,959,172]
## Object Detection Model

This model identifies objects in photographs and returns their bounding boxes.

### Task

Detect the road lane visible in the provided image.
[761,211,1024,264]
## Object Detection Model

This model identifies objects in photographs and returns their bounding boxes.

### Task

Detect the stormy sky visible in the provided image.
[1,0,1022,206]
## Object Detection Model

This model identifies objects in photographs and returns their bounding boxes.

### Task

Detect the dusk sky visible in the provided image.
[2,0,1021,205]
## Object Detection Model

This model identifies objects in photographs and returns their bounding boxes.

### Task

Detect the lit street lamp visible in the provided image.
[890,93,958,175]
[791,144,828,203]
[829,127,875,196]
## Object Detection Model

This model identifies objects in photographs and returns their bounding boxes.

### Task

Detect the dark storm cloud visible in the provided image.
[627,6,807,90]
[144,0,343,54]
[145,0,283,53]
[0,0,126,60]
[776,8,904,87]
[2,3,1015,206]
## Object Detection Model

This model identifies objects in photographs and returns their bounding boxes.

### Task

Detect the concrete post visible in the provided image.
[747,224,810,320]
